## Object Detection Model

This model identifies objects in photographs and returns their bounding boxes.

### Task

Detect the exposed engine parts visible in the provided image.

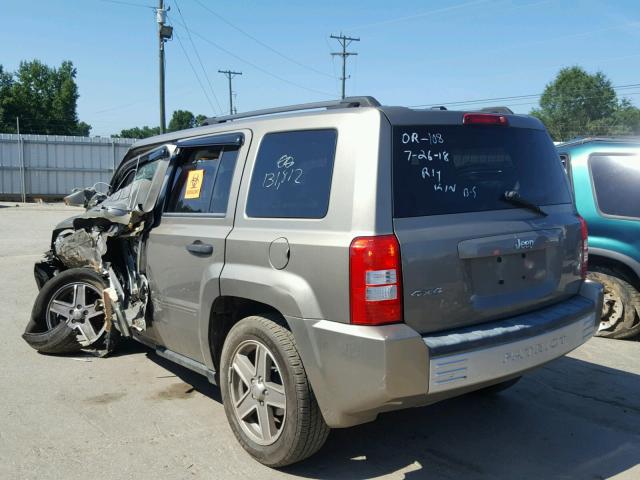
[25,196,154,355]
[24,145,173,356]
[54,229,107,270]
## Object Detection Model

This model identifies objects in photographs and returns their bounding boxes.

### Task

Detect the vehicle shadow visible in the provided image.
[284,355,640,480]
[144,346,222,403]
[139,343,640,479]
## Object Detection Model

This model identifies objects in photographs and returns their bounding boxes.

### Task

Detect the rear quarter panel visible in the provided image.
[221,108,393,323]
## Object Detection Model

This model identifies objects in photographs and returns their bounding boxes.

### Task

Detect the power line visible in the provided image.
[100,0,171,131]
[172,0,223,114]
[218,70,242,115]
[98,0,155,9]
[174,30,218,114]
[347,0,491,30]
[330,33,359,99]
[191,0,335,80]
[411,83,640,108]
[170,19,333,97]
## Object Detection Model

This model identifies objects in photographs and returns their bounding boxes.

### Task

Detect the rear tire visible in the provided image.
[588,267,640,340]
[220,314,329,467]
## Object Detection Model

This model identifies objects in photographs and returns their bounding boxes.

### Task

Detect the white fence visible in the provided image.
[0,134,136,200]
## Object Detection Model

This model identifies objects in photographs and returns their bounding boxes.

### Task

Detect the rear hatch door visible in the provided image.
[390,115,583,334]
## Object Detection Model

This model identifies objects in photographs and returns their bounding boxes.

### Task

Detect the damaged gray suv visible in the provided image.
[26,97,603,467]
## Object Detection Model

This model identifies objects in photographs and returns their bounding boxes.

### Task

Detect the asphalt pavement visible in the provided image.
[0,202,639,479]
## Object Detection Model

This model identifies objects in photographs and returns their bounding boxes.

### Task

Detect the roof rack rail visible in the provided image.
[202,96,381,125]
[479,106,514,114]
[430,106,448,111]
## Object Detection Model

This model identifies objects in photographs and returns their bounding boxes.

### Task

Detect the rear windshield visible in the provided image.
[392,125,572,217]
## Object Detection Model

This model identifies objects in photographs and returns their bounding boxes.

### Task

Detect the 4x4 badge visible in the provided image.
[411,287,444,297]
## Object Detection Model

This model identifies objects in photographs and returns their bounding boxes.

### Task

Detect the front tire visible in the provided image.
[24,268,117,354]
[588,267,640,340]
[220,314,329,467]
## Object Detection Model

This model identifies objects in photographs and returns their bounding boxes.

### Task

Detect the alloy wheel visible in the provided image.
[228,339,287,446]
[46,282,106,346]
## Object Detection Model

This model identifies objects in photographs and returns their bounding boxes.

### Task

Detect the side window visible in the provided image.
[166,147,239,214]
[210,149,238,214]
[590,154,640,219]
[246,129,337,218]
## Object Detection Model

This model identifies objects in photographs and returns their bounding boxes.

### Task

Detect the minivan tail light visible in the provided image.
[350,235,403,326]
[578,215,588,279]
[463,113,509,126]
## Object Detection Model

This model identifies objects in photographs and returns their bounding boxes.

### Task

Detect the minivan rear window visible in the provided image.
[392,126,571,217]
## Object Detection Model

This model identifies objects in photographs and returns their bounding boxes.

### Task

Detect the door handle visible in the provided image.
[186,241,214,256]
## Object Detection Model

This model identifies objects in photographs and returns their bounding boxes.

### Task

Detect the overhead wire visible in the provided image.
[191,0,335,79]
[346,0,493,30]
[171,0,224,114]
[172,29,218,114]
[170,17,333,97]
[411,83,640,108]
[98,0,155,9]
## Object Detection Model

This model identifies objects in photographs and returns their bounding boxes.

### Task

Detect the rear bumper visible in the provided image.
[287,280,603,428]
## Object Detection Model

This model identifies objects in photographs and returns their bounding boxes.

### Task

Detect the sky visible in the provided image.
[2,0,640,137]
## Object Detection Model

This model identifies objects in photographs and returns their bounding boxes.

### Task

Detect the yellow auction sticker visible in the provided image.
[184,169,204,199]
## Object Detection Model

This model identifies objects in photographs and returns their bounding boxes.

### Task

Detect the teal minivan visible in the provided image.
[558,138,640,339]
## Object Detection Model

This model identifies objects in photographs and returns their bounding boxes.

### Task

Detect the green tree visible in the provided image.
[0,60,91,135]
[168,109,206,131]
[168,109,194,131]
[531,66,640,141]
[113,110,206,138]
[112,125,161,139]
[0,65,14,131]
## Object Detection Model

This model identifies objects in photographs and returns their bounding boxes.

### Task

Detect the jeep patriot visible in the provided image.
[26,97,603,466]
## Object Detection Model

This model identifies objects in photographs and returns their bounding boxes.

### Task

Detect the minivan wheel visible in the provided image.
[220,315,329,467]
[588,268,640,340]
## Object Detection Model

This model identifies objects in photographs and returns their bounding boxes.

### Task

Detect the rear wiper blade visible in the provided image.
[502,190,548,216]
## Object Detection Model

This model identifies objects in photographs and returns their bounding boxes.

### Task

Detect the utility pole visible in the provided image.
[330,33,360,99]
[156,1,173,133]
[218,70,242,115]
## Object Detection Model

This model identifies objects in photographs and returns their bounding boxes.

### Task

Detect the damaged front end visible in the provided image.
[25,145,172,355]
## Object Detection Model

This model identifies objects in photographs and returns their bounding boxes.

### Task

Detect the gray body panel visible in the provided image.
[394,205,583,334]
[145,216,231,362]
[221,109,391,323]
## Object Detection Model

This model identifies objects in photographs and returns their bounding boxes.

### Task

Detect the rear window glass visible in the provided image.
[590,154,640,219]
[393,126,572,217]
[246,129,337,218]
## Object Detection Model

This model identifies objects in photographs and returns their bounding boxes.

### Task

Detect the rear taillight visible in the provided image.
[463,113,509,126]
[578,215,589,279]
[349,235,403,326]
